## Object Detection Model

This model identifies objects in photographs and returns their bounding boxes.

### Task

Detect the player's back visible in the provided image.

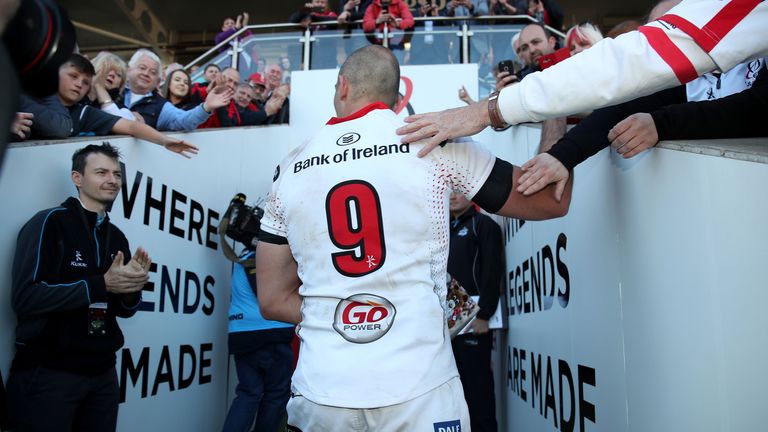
[261,104,495,408]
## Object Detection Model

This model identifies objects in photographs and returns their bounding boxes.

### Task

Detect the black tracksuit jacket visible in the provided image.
[11,197,140,375]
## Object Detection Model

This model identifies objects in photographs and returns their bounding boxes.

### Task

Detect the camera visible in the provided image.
[3,0,76,98]
[223,193,265,248]
[381,0,391,13]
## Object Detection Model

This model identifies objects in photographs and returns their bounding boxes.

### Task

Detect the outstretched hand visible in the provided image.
[608,113,659,158]
[163,138,199,158]
[396,101,490,157]
[517,153,569,201]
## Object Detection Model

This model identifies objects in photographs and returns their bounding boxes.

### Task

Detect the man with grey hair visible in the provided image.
[256,45,572,430]
[118,49,232,131]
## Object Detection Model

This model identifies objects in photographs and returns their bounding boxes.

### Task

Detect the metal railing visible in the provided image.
[183,15,565,79]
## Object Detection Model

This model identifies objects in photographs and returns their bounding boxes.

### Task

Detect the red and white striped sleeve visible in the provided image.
[497,0,768,125]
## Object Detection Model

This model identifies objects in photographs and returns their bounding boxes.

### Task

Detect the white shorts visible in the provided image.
[286,376,470,432]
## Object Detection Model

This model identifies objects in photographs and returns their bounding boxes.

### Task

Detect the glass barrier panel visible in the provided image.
[402,22,461,66]
[468,24,524,99]
[189,31,305,85]
[237,32,305,85]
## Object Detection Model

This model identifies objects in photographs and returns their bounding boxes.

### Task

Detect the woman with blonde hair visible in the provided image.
[565,22,603,55]
[89,51,137,120]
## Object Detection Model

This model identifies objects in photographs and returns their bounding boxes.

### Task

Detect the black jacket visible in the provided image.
[448,206,503,320]
[11,197,140,375]
[116,90,167,129]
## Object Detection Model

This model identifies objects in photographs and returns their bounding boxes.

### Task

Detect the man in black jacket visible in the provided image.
[448,191,503,432]
[6,143,151,431]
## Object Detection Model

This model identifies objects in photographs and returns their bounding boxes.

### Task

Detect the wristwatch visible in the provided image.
[487,91,508,130]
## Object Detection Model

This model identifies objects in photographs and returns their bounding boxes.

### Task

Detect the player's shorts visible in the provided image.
[286,376,470,431]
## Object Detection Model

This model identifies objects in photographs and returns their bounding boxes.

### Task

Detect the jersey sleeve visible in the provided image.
[498,0,767,125]
[436,140,513,214]
[259,164,289,245]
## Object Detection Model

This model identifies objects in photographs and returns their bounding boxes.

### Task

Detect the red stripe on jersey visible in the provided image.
[639,26,699,84]
[659,0,761,53]
[658,14,718,52]
[327,102,390,125]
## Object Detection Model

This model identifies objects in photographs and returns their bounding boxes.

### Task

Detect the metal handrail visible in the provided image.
[183,14,565,71]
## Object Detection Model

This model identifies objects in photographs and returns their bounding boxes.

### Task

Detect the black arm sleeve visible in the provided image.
[652,67,768,141]
[547,85,686,170]
[472,158,514,214]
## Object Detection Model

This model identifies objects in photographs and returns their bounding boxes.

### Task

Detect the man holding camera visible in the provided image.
[219,195,294,432]
[6,143,150,431]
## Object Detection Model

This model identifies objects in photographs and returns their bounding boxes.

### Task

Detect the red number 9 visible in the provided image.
[325,180,386,277]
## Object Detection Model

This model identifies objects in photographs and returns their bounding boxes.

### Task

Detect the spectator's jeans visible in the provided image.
[222,342,294,432]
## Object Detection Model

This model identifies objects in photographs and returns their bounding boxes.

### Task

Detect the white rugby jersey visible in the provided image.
[498,0,768,125]
[260,103,511,408]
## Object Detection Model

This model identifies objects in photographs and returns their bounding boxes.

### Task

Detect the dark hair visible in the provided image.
[204,64,221,72]
[163,68,192,102]
[62,53,96,77]
[72,142,121,173]
[522,22,554,40]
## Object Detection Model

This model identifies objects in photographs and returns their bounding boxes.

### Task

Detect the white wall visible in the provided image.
[481,125,768,432]
[2,64,766,431]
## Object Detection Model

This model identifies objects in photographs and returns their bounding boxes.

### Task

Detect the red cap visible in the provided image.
[248,72,266,87]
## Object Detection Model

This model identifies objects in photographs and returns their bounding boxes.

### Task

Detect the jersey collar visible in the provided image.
[326,102,390,125]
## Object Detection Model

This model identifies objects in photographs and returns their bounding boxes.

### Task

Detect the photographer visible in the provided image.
[219,194,294,432]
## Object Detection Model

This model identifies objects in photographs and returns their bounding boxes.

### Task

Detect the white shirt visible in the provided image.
[261,104,499,408]
[498,0,768,124]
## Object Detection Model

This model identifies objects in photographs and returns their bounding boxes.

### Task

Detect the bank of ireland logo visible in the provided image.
[333,294,396,343]
[336,132,361,146]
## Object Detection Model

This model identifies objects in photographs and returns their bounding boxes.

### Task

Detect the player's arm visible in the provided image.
[471,157,572,221]
[255,241,302,324]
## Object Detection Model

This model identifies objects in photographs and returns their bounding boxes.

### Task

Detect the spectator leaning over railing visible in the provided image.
[515,0,766,199]
[194,67,243,129]
[163,69,194,110]
[18,54,198,157]
[88,52,137,121]
[118,49,231,131]
[215,13,252,53]
[234,83,287,126]
[517,22,566,151]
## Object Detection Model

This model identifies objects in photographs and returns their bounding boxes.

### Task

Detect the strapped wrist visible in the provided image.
[488,91,508,130]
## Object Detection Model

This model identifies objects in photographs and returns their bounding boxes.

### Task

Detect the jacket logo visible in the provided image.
[336,132,361,146]
[458,227,468,237]
[70,250,88,268]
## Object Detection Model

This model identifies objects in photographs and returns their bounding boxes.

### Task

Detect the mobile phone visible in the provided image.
[497,60,516,74]
[538,47,571,70]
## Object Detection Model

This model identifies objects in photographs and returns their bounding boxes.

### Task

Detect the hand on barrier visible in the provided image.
[11,112,33,139]
[517,153,569,202]
[608,113,659,158]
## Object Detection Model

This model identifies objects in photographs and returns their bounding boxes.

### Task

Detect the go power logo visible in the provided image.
[333,294,396,343]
